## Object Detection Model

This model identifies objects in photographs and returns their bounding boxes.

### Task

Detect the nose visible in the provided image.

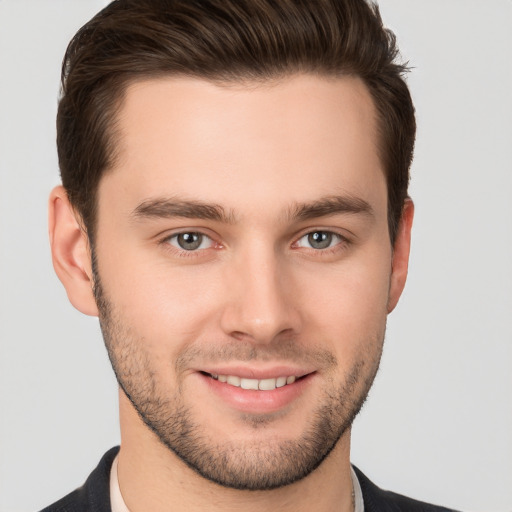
[219,246,302,344]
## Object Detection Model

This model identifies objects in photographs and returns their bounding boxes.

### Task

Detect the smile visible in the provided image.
[199,370,315,413]
[208,373,298,391]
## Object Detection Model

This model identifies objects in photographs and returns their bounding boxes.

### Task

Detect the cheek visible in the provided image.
[98,253,223,357]
[296,254,391,355]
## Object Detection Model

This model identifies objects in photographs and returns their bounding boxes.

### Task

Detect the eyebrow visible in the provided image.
[131,194,373,224]
[288,195,374,222]
[131,197,235,223]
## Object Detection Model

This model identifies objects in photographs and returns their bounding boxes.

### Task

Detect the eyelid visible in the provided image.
[157,226,217,243]
[290,227,354,257]
[293,226,350,243]
[295,231,341,247]
[167,232,214,250]
[158,228,222,257]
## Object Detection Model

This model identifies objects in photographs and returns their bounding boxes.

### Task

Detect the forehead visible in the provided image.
[101,74,385,221]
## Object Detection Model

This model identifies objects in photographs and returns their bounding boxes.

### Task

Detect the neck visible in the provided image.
[117,390,354,512]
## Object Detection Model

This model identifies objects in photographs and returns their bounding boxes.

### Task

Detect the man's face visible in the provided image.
[92,74,401,489]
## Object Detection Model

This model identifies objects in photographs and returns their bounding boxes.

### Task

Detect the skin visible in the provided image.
[49,74,413,512]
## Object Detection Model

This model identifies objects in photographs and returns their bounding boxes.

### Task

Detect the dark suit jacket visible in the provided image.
[40,447,459,512]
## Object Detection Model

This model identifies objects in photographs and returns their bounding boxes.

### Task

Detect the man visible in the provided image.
[43,0,457,511]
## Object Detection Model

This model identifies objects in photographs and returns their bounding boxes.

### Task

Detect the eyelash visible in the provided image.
[159,229,350,258]
[159,231,219,259]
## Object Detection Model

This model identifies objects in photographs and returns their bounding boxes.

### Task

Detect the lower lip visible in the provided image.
[198,373,315,414]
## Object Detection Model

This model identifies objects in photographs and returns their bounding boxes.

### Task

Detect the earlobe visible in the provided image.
[387,198,414,313]
[48,185,99,317]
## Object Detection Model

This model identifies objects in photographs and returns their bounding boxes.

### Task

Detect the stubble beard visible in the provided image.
[93,274,384,491]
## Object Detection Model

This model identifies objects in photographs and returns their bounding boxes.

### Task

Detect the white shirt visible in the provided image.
[110,456,130,512]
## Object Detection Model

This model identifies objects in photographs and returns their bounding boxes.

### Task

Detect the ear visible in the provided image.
[48,186,99,316]
[387,198,414,313]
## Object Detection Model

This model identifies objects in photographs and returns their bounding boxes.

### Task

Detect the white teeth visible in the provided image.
[211,373,299,390]
[259,378,277,391]
[276,376,287,388]
[226,375,241,386]
[240,378,259,390]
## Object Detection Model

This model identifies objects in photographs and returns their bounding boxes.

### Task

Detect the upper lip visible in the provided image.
[197,365,315,380]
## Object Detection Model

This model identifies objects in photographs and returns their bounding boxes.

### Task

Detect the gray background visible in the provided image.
[0,1,511,511]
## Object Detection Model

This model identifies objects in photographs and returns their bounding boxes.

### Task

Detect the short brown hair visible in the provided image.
[57,0,415,244]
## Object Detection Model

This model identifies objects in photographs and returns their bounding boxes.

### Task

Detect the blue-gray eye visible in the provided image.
[297,231,341,250]
[168,232,213,251]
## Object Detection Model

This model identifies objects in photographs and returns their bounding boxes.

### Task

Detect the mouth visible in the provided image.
[197,369,315,414]
[204,372,301,391]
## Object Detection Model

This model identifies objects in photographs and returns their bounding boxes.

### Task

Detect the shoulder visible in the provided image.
[39,447,119,512]
[353,466,461,512]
